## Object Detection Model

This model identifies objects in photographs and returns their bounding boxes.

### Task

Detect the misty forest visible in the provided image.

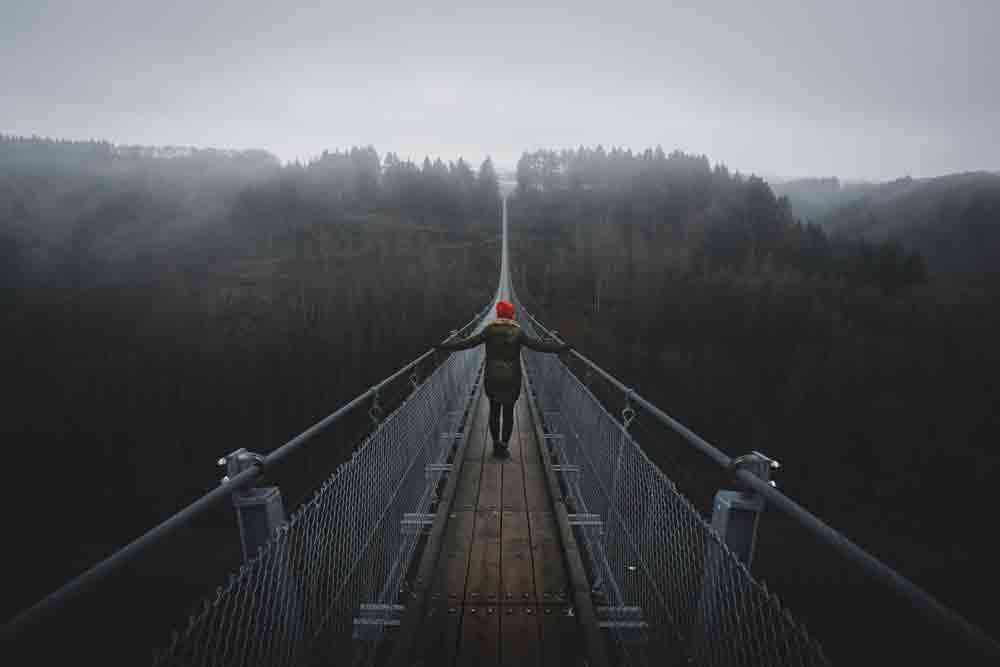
[1,135,500,637]
[3,134,1000,665]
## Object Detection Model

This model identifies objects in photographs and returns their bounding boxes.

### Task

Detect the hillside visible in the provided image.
[777,172,1000,275]
[771,177,876,222]
[511,145,1000,666]
[0,135,501,643]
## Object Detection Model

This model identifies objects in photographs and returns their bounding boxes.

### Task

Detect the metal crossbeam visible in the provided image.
[596,605,647,629]
[353,603,405,640]
[425,463,453,475]
[401,513,436,533]
[567,513,603,529]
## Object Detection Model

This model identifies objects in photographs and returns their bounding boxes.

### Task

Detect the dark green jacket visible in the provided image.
[437,318,570,403]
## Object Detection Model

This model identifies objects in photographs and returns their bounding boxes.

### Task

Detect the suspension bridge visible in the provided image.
[3,199,999,666]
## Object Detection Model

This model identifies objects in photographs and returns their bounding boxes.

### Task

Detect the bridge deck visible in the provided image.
[405,385,584,666]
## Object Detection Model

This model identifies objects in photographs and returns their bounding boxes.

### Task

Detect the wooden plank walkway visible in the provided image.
[405,384,585,667]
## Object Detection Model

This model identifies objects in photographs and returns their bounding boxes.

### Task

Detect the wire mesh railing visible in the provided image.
[152,332,485,667]
[516,292,830,667]
[2,300,492,667]
[513,279,1000,665]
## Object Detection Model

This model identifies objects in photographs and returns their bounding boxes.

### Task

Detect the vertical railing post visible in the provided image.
[219,448,286,561]
[709,451,779,568]
[691,451,779,661]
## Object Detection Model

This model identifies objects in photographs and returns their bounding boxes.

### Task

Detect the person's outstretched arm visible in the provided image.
[436,330,486,351]
[521,332,572,354]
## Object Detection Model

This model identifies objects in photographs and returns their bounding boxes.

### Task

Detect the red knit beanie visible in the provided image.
[496,300,515,320]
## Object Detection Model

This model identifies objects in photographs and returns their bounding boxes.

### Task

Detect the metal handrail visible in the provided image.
[513,290,1000,660]
[2,301,493,639]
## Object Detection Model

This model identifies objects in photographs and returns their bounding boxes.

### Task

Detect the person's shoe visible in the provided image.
[492,441,503,457]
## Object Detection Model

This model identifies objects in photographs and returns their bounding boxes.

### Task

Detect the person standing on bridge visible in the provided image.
[436,300,571,457]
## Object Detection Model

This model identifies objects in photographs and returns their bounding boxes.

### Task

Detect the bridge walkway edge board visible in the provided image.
[386,367,486,667]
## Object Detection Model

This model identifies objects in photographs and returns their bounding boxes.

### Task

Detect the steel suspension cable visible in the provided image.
[2,302,492,639]
[515,293,1000,660]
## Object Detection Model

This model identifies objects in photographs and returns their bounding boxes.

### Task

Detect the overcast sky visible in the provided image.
[2,0,996,181]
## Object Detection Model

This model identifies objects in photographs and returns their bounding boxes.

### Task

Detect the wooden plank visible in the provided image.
[499,605,542,667]
[515,404,543,463]
[540,611,583,667]
[466,510,501,604]
[501,462,526,512]
[501,511,535,605]
[527,511,561,542]
[521,431,542,465]
[410,601,462,667]
[453,455,483,512]
[529,512,570,605]
[477,462,502,511]
[523,465,550,512]
[457,605,500,667]
[531,540,570,606]
[431,511,475,604]
[501,510,533,553]
[466,420,490,461]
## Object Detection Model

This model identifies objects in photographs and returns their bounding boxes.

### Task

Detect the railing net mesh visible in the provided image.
[516,295,829,667]
[153,330,485,667]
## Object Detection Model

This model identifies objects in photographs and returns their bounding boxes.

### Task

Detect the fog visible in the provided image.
[5,3,1000,664]
[2,1,997,183]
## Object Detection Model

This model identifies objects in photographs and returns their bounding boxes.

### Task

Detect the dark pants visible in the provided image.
[488,399,515,447]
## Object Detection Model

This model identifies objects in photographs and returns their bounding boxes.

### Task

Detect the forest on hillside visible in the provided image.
[774,172,1000,276]
[0,135,500,654]
[510,146,1000,665]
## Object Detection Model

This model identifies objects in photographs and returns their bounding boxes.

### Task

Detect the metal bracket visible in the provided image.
[353,603,405,640]
[552,464,581,482]
[568,513,603,534]
[217,448,284,562]
[712,450,779,568]
[542,410,561,431]
[217,448,265,487]
[425,463,453,486]
[543,433,565,455]
[596,605,648,644]
[730,450,780,488]
[596,605,647,628]
[401,513,435,535]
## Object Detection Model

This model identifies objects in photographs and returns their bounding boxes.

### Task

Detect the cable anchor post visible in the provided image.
[710,451,780,568]
[217,448,286,562]
[692,451,778,656]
